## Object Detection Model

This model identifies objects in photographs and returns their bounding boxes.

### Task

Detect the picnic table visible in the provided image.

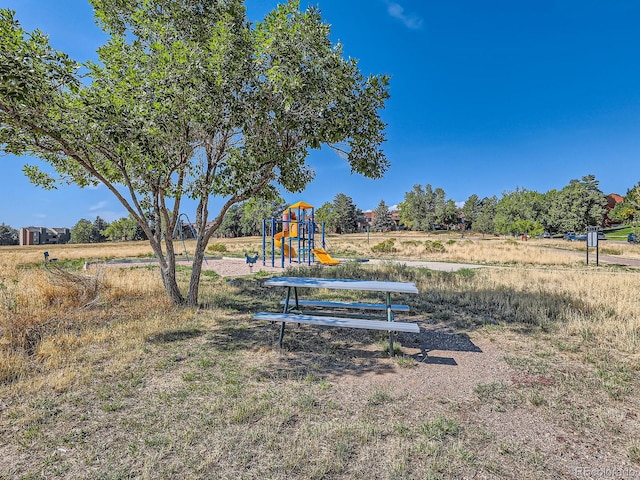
[254,276,420,356]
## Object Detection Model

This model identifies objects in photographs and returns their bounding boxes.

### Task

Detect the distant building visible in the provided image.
[604,193,624,227]
[360,209,401,231]
[19,227,70,246]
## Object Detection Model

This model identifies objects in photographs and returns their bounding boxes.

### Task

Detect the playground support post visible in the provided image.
[311,218,315,264]
[272,218,276,267]
[262,219,266,266]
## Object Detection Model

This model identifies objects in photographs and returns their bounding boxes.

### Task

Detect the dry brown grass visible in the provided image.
[0,242,167,386]
[1,236,639,478]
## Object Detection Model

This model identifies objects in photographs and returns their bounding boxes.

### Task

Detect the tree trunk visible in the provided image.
[160,262,185,305]
[186,234,207,306]
[150,237,185,305]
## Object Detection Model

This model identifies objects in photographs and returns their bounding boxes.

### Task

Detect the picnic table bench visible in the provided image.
[254,276,420,356]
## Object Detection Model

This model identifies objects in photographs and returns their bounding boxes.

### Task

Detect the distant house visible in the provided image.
[19,227,70,246]
[604,193,624,227]
[360,209,401,231]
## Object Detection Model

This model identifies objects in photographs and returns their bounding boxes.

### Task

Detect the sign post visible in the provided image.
[587,226,599,266]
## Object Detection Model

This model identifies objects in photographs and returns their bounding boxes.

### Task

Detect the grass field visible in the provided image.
[1,233,639,478]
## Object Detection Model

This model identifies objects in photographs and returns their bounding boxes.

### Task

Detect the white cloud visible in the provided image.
[386,2,423,30]
[89,200,107,211]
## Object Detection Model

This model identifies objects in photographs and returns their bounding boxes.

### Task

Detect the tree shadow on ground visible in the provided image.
[204,320,404,378]
[198,269,592,379]
[147,328,206,343]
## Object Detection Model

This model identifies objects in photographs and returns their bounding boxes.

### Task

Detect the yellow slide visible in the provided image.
[274,231,296,258]
[312,247,340,266]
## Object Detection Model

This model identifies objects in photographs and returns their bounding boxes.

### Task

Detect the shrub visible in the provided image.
[371,239,396,253]
[424,240,445,253]
[207,243,227,253]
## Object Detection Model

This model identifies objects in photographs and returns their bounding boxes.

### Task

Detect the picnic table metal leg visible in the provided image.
[279,287,292,348]
[279,287,301,349]
[283,287,291,314]
[386,292,394,357]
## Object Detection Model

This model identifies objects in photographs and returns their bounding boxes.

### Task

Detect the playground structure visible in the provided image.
[262,201,340,267]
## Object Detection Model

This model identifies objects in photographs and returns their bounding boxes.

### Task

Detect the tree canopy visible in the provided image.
[70,219,93,244]
[371,200,395,232]
[331,193,359,234]
[0,223,18,245]
[0,1,390,305]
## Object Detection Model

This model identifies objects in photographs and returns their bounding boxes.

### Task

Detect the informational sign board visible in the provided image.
[586,226,599,265]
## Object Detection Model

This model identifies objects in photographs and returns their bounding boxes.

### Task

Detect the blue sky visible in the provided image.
[2,0,640,227]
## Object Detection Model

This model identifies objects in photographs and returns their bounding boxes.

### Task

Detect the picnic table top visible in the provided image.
[263,276,419,294]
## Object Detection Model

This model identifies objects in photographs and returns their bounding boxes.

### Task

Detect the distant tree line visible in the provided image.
[398,174,616,235]
[66,216,147,244]
[2,175,638,246]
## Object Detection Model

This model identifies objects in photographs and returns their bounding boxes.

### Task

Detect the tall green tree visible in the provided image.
[623,181,640,224]
[441,199,460,229]
[540,189,561,233]
[219,204,244,238]
[608,202,635,224]
[70,219,93,244]
[0,223,18,245]
[371,200,395,232]
[0,2,390,305]
[494,188,544,234]
[398,184,439,231]
[90,216,109,243]
[315,201,336,232]
[433,188,448,228]
[104,215,146,241]
[552,175,607,232]
[625,181,640,208]
[474,196,497,236]
[332,193,358,234]
[461,194,481,229]
[398,184,427,231]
